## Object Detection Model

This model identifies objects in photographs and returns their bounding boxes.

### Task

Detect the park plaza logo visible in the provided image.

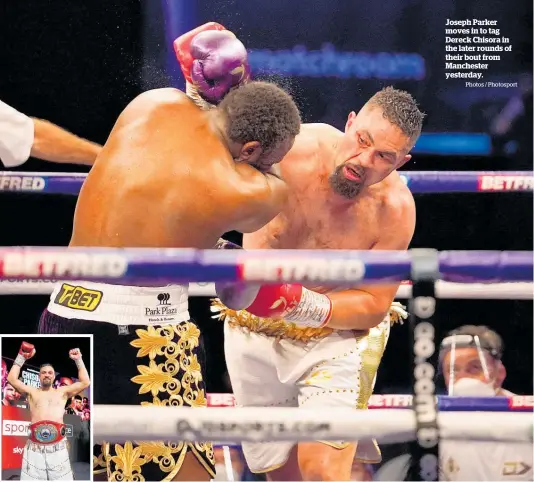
[158,293,171,305]
[145,293,178,320]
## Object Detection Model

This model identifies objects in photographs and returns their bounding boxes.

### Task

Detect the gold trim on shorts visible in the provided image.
[211,298,333,341]
[95,323,215,481]
[249,459,291,474]
[212,298,404,342]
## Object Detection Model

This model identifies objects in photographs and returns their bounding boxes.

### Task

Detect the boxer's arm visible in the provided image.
[238,192,415,329]
[230,167,288,233]
[30,118,102,165]
[6,365,34,396]
[324,194,416,330]
[0,99,34,168]
[59,350,90,398]
[60,380,90,398]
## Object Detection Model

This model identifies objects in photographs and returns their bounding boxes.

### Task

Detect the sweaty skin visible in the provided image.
[239,119,416,482]
[243,122,416,330]
[70,88,287,251]
[7,363,88,424]
[27,388,67,424]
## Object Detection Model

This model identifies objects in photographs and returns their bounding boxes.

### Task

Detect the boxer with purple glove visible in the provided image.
[38,23,301,482]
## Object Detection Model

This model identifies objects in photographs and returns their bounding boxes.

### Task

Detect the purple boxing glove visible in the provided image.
[174,24,250,107]
[190,31,250,104]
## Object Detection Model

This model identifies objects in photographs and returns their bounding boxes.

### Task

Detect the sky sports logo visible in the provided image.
[2,421,74,437]
[3,420,30,436]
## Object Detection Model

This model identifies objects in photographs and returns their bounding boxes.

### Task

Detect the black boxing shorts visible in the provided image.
[38,307,215,481]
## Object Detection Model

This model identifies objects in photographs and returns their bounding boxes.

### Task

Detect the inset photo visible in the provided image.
[1,335,92,481]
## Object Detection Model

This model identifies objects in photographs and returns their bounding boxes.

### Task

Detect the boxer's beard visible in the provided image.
[41,378,52,388]
[329,164,364,199]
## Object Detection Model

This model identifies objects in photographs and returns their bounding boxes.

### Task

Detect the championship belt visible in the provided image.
[29,420,66,444]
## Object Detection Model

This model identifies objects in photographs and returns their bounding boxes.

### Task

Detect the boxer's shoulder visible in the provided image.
[382,178,414,215]
[120,88,194,120]
[280,123,333,173]
[376,174,416,239]
[298,123,340,151]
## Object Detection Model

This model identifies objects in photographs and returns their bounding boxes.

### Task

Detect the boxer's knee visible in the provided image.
[266,446,301,481]
[298,442,356,481]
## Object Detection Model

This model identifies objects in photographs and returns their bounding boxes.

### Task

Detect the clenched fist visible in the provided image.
[69,348,82,360]
[19,342,36,359]
[14,342,36,367]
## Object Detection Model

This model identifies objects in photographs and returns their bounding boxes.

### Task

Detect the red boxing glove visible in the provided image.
[245,284,332,328]
[19,342,35,359]
[15,341,35,367]
[174,22,226,84]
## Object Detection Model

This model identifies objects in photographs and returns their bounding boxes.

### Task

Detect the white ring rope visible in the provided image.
[0,280,531,299]
[93,406,533,444]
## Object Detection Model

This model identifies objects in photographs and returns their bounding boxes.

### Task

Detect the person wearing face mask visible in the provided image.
[440,325,512,397]
[438,325,533,481]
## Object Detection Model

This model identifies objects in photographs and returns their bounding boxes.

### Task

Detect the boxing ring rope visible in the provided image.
[93,406,533,445]
[0,247,531,283]
[206,392,534,412]
[0,278,532,298]
[201,393,533,450]
[0,170,532,194]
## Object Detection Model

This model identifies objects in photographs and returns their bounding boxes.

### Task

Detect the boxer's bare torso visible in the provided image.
[70,88,285,250]
[27,389,68,424]
[244,123,415,292]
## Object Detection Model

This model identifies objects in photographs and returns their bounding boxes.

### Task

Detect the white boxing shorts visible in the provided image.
[21,440,73,481]
[220,301,392,474]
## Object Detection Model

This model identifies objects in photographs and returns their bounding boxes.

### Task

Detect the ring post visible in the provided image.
[408,249,440,481]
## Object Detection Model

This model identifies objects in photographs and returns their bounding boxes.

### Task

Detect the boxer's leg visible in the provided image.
[44,441,74,480]
[39,310,110,481]
[224,322,299,476]
[294,321,391,481]
[40,309,215,481]
[20,443,47,480]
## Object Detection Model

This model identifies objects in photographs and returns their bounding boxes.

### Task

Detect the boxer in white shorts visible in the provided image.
[6,342,90,480]
[215,85,424,480]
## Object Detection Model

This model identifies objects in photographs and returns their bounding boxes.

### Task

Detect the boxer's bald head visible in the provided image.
[217,81,300,170]
[331,87,424,198]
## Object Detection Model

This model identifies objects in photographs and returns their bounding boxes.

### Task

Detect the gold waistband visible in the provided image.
[211,299,404,342]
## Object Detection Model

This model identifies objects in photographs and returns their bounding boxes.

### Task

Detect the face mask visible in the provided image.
[452,377,496,396]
